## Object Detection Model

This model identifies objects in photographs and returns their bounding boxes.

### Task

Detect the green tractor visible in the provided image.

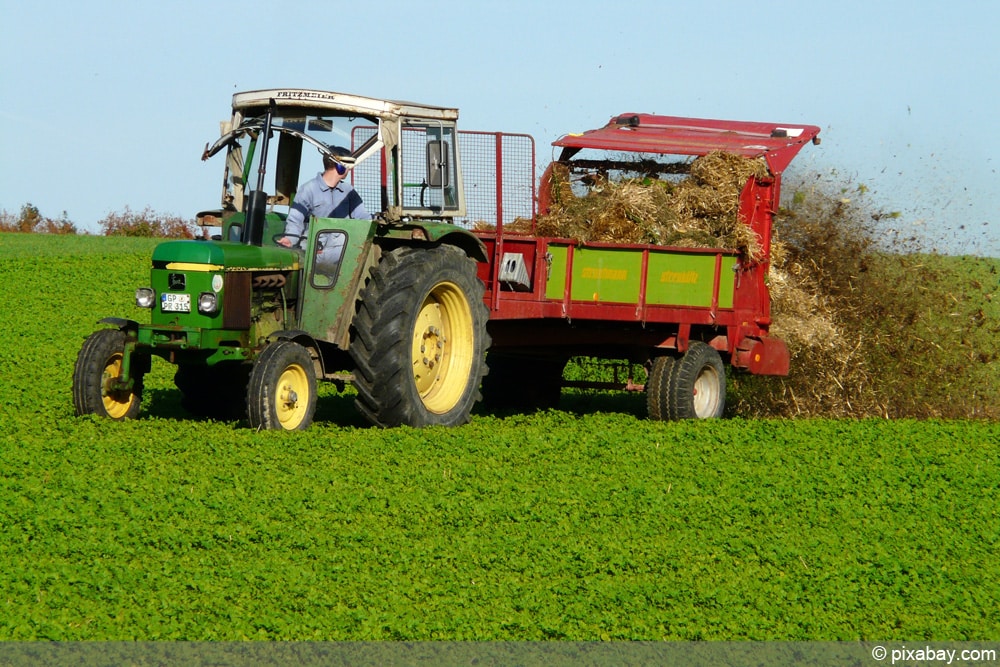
[73,89,490,430]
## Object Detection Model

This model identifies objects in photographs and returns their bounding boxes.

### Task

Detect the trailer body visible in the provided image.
[454,113,820,415]
[473,113,821,362]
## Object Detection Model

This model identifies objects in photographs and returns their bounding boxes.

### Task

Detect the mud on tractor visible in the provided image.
[73,89,820,429]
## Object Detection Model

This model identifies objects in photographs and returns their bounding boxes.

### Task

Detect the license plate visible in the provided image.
[161,292,191,313]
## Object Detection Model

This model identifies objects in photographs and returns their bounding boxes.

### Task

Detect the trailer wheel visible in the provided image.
[246,340,317,431]
[350,245,489,427]
[645,354,677,421]
[668,342,726,419]
[175,364,251,421]
[73,329,144,420]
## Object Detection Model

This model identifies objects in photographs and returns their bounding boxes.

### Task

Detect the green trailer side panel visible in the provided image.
[646,252,736,308]
[545,245,568,300]
[545,244,737,308]
[718,255,736,308]
[569,247,643,302]
[544,245,643,303]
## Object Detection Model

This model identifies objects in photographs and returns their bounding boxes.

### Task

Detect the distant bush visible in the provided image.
[0,203,78,234]
[99,206,198,239]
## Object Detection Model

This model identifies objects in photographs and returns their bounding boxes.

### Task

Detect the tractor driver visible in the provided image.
[277,145,370,249]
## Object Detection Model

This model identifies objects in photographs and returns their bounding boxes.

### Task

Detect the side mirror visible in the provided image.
[426,140,450,188]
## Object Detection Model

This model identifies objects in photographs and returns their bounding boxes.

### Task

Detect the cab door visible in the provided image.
[298,217,378,348]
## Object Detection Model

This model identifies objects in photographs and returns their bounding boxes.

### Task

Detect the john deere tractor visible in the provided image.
[73,89,490,430]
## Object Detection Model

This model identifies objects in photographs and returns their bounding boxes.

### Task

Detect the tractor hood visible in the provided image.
[151,240,300,272]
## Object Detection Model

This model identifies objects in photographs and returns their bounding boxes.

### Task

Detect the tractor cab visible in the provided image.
[200,88,468,246]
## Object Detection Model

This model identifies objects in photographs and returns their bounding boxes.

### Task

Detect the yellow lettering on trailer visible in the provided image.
[580,267,628,281]
[659,270,699,284]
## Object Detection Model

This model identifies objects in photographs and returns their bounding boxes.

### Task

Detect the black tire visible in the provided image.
[73,328,144,420]
[350,245,490,427]
[175,363,251,421]
[481,352,565,411]
[645,354,677,421]
[667,341,726,419]
[246,340,317,430]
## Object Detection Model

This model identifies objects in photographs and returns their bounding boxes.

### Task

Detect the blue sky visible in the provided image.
[1,0,996,256]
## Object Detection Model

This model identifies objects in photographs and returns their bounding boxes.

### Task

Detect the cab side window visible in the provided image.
[311,230,347,288]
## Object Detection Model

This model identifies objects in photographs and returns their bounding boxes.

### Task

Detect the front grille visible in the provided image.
[223,272,252,329]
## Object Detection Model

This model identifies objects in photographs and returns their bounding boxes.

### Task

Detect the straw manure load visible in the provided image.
[536,151,769,259]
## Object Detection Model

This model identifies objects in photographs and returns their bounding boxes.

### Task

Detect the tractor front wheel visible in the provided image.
[246,340,317,431]
[72,328,145,420]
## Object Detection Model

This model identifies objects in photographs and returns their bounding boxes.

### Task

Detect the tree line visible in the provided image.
[0,203,198,238]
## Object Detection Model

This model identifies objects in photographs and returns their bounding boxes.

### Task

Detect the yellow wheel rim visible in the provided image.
[101,353,137,419]
[276,363,310,429]
[410,281,474,414]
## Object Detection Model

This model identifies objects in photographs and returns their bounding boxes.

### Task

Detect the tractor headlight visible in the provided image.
[135,287,155,308]
[198,292,219,315]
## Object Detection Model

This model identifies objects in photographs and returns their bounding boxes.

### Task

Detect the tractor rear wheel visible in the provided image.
[667,342,726,419]
[246,340,317,431]
[350,245,489,427]
[73,328,145,420]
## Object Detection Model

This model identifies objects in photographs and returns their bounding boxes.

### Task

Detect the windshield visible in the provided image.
[210,107,464,220]
[218,111,381,214]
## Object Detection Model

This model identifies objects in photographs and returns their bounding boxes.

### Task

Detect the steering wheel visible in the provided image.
[272,233,306,248]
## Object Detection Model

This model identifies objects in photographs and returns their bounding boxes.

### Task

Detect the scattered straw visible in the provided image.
[730,175,999,419]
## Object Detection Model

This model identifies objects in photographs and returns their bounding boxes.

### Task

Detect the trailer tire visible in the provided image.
[668,342,726,419]
[350,245,489,427]
[645,354,677,421]
[175,363,251,421]
[246,340,317,431]
[73,328,144,420]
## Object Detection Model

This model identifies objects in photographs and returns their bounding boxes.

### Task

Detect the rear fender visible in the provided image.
[381,222,488,263]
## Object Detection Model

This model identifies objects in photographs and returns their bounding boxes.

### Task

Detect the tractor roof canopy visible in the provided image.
[232,89,459,123]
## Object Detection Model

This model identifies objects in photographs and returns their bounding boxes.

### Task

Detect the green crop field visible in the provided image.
[0,233,997,641]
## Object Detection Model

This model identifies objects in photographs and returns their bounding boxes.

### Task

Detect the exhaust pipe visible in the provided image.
[243,99,276,246]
